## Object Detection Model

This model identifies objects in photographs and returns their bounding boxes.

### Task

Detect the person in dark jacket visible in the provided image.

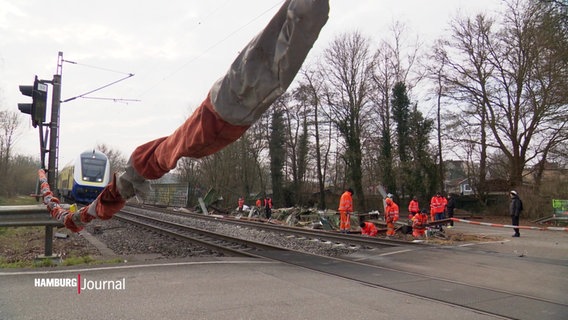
[446,194,456,228]
[264,197,273,220]
[509,190,523,237]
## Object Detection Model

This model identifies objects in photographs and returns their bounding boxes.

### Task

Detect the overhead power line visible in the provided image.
[61,73,135,103]
[60,59,136,103]
[137,1,285,98]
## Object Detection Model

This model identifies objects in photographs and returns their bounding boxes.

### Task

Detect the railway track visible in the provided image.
[123,204,417,248]
[114,209,293,258]
[113,205,568,320]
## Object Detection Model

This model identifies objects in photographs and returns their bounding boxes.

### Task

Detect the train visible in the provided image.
[57,149,111,204]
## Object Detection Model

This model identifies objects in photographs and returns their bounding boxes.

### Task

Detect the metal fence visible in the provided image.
[143,183,190,208]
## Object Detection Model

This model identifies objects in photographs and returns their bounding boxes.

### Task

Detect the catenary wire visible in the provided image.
[136,1,285,98]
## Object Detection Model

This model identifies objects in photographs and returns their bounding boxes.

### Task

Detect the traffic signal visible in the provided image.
[18,76,48,128]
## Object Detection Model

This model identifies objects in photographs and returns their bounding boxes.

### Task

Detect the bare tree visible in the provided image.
[245,113,271,199]
[433,0,568,190]
[96,143,127,176]
[280,92,307,205]
[319,31,374,210]
[369,22,422,201]
[268,99,286,207]
[192,139,250,206]
[487,0,567,187]
[431,14,494,197]
[298,68,334,209]
[0,110,21,195]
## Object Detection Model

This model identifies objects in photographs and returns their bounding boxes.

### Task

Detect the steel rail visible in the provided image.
[124,204,419,250]
[114,210,292,258]
[115,205,567,320]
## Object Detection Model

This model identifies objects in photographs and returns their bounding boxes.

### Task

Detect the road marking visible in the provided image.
[456,239,511,247]
[377,249,414,256]
[0,260,275,276]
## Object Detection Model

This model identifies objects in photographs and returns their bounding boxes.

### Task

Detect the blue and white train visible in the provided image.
[57,149,111,204]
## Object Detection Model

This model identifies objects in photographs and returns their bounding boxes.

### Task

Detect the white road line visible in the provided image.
[377,249,415,256]
[0,260,276,276]
[456,239,511,247]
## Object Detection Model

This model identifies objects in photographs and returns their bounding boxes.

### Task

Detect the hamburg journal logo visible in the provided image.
[34,274,126,294]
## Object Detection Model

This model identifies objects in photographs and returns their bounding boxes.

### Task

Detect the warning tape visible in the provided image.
[450,218,568,232]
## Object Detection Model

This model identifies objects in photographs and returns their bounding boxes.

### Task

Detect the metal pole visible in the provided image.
[44,226,53,256]
[47,52,63,189]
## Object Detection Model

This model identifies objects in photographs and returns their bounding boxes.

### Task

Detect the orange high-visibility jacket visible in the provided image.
[360,221,378,236]
[430,196,447,214]
[412,213,428,229]
[385,200,399,222]
[338,191,353,213]
[408,199,419,214]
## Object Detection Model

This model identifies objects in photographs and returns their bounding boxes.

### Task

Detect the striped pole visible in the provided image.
[38,169,68,221]
[451,218,568,232]
[38,169,81,232]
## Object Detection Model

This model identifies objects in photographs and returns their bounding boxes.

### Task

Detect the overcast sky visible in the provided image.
[0,0,503,167]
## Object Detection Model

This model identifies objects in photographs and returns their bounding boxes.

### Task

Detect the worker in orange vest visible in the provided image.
[360,221,378,237]
[338,188,354,233]
[430,192,447,230]
[385,197,399,237]
[408,196,419,220]
[412,209,429,238]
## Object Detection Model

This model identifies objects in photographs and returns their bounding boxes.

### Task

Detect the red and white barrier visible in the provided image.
[450,218,568,232]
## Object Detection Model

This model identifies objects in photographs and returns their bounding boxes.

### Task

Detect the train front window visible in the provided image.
[81,158,106,182]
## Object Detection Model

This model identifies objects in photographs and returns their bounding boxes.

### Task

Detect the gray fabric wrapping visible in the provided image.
[210,0,329,126]
[114,0,329,200]
[86,199,99,218]
[116,159,152,200]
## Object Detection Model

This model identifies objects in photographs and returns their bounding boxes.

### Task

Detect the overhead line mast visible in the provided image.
[48,51,63,189]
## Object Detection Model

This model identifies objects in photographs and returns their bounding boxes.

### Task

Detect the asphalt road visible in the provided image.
[0,220,565,320]
[349,221,568,312]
